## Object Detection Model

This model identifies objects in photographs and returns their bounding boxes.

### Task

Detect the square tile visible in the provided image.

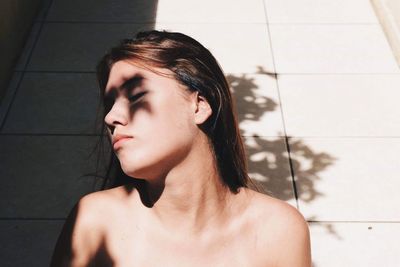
[244,136,296,207]
[0,72,22,131]
[269,25,400,73]
[265,0,378,24]
[27,23,154,72]
[155,23,275,74]
[28,23,274,74]
[0,136,109,218]
[46,0,159,23]
[290,138,400,221]
[156,0,266,23]
[2,73,102,134]
[0,220,64,267]
[228,73,284,137]
[278,74,400,137]
[310,222,400,267]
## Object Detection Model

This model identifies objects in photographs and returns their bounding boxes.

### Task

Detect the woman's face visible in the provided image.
[104,60,199,180]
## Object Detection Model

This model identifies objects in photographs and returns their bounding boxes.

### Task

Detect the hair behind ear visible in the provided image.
[96,30,254,192]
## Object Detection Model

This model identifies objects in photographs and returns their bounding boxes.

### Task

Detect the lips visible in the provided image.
[112,134,133,150]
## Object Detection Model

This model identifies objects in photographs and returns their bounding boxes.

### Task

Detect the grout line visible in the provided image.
[308,220,400,224]
[38,0,55,21]
[262,1,285,136]
[241,135,287,138]
[268,22,380,25]
[285,136,299,209]
[0,74,24,131]
[22,70,97,74]
[275,136,400,138]
[245,136,400,139]
[0,218,66,221]
[40,21,268,25]
[274,72,400,75]
[35,21,381,26]
[0,133,104,136]
[263,0,300,209]
[43,20,156,24]
[0,0,56,130]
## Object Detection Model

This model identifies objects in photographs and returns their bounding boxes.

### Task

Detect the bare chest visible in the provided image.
[102,224,274,267]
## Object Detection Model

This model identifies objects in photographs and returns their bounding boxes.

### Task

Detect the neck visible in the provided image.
[141,136,240,234]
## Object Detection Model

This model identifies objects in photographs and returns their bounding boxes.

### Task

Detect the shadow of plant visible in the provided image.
[227,67,339,241]
[88,50,341,267]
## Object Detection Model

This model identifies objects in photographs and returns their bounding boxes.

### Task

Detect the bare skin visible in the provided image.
[51,60,311,267]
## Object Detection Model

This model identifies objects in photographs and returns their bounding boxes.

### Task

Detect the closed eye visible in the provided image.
[128,91,147,103]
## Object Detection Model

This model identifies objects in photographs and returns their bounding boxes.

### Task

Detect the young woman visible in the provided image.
[51,30,311,267]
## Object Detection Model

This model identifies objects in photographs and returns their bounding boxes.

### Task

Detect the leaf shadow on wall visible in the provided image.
[227,67,340,240]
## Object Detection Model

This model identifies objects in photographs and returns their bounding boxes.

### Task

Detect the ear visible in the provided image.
[193,92,212,125]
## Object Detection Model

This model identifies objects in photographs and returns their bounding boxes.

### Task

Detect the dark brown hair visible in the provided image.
[96,30,252,193]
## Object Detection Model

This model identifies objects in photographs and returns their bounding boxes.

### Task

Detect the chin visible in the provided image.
[119,157,162,180]
[117,144,188,180]
[120,162,149,179]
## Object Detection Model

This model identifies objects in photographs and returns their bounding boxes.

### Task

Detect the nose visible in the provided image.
[104,100,128,134]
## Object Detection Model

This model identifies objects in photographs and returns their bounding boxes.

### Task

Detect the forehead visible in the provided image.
[105,60,174,93]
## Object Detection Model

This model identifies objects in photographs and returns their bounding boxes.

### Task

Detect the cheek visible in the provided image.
[149,107,194,153]
[118,101,196,177]
[143,93,194,140]
[118,129,193,179]
[162,100,195,138]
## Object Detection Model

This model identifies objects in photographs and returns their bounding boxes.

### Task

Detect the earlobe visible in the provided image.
[194,93,212,125]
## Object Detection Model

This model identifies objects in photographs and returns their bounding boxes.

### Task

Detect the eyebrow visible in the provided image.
[104,74,144,99]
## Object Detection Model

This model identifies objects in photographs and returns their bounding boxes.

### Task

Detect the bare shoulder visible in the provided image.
[50,185,138,267]
[244,189,312,267]
[249,190,308,227]
[79,185,130,211]
[79,183,140,215]
[69,187,125,227]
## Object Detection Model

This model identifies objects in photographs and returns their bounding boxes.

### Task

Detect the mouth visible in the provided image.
[112,135,133,150]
